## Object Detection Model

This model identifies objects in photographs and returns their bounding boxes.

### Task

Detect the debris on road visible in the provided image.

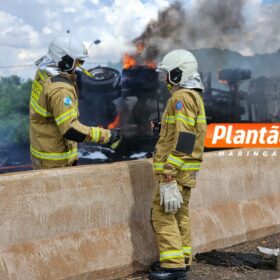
[195,250,279,270]
[121,233,280,280]
[258,246,280,257]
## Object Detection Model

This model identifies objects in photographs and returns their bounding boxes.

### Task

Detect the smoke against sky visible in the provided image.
[135,0,280,61]
[0,0,279,78]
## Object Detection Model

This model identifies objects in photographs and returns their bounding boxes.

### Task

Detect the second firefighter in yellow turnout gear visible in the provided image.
[150,49,207,280]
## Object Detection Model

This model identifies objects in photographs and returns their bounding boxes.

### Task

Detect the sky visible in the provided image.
[0,0,279,78]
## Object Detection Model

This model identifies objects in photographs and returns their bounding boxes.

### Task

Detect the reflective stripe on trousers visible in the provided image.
[160,250,184,262]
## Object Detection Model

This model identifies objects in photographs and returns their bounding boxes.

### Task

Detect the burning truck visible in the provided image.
[0,50,274,173]
[76,43,260,164]
[0,60,277,173]
[76,43,169,163]
[203,68,256,123]
[2,1,280,173]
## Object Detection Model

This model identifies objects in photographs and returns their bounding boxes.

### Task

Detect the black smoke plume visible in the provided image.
[134,0,280,60]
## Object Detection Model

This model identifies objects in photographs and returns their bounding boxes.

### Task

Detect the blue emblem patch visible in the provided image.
[175,101,183,110]
[63,96,72,106]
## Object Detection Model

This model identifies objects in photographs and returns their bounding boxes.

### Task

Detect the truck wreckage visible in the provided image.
[0,62,278,172]
[76,65,264,163]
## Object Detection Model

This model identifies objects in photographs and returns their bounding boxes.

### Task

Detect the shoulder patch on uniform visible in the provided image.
[175,100,183,110]
[51,75,72,85]
[63,96,72,106]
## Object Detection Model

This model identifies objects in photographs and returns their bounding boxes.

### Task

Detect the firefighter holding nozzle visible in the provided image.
[149,50,207,280]
[30,34,121,169]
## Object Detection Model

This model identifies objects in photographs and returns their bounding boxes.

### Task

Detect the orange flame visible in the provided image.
[108,114,120,129]
[219,79,228,85]
[145,60,156,69]
[123,42,156,69]
[123,53,137,69]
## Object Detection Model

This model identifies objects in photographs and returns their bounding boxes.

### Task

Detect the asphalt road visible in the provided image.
[119,233,280,280]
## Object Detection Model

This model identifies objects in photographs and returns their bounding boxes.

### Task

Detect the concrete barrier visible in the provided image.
[190,149,280,251]
[0,149,279,279]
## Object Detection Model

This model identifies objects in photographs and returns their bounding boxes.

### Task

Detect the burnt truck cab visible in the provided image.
[203,68,256,123]
[120,66,169,149]
[76,66,257,163]
[76,65,169,162]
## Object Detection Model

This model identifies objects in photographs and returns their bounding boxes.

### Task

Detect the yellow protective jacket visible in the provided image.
[30,70,111,169]
[153,88,207,187]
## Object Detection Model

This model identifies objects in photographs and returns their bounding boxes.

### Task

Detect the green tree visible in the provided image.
[0,75,32,145]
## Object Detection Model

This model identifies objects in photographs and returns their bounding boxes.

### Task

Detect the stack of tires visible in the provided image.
[76,66,121,128]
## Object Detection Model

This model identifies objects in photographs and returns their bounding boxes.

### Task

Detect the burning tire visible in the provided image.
[77,66,121,101]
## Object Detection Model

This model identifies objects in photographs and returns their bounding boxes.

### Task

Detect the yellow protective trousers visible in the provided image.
[152,180,192,269]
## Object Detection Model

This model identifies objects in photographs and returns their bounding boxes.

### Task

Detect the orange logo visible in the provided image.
[205,123,280,148]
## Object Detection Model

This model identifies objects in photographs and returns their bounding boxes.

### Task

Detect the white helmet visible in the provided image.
[157,49,198,85]
[48,34,88,71]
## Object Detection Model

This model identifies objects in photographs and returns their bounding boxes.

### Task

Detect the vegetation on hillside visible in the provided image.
[0,76,31,145]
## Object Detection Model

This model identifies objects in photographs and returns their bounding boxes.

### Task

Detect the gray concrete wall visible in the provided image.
[0,149,279,279]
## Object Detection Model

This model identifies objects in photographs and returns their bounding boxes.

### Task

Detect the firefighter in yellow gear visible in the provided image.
[149,50,207,280]
[30,34,121,169]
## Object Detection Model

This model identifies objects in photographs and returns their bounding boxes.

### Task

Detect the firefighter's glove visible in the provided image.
[108,128,122,149]
[160,180,183,214]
